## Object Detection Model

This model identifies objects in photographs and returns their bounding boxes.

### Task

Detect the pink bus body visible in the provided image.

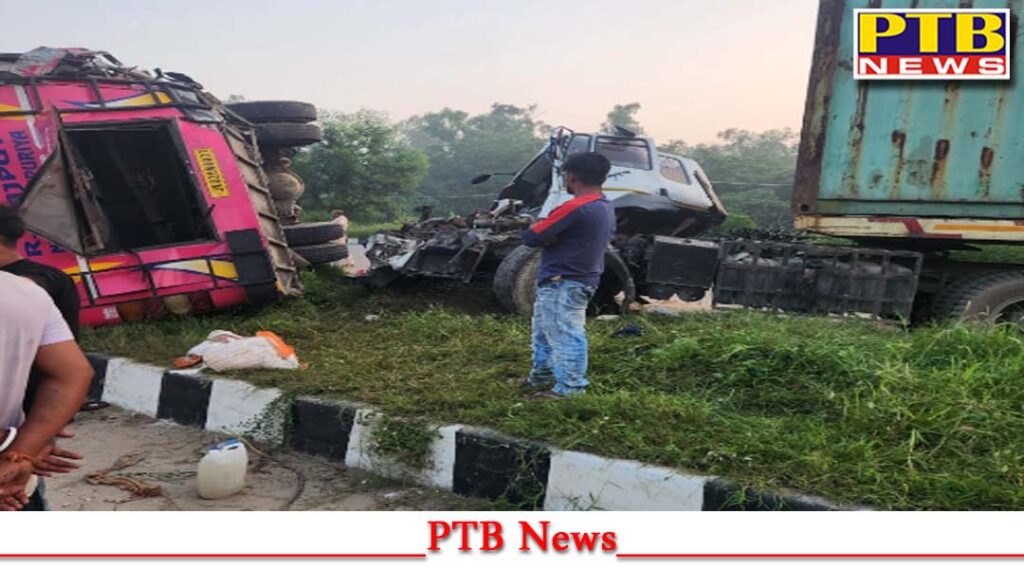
[1,51,297,326]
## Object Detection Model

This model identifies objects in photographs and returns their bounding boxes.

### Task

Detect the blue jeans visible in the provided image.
[528,279,594,395]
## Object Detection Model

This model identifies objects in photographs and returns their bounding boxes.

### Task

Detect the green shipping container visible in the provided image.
[794,0,1024,243]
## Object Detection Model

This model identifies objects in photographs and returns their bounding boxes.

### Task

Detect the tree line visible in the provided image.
[291,102,798,230]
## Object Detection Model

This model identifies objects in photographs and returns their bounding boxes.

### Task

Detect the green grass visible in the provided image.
[347,220,410,239]
[82,269,1024,510]
[368,415,440,471]
[950,244,1024,265]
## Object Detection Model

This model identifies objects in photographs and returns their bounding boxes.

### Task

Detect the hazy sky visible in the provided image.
[6,0,820,144]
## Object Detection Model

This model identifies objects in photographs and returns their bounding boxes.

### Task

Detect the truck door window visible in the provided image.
[595,137,652,170]
[659,155,691,184]
[565,134,591,157]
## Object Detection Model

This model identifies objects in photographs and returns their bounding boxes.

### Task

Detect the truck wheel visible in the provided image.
[226,101,317,124]
[494,246,541,315]
[283,222,345,247]
[493,246,635,316]
[256,123,322,147]
[935,270,1024,325]
[292,243,348,265]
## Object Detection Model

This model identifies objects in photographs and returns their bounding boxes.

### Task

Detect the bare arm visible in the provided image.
[8,340,92,458]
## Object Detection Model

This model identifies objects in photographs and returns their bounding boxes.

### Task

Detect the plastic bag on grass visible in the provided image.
[179,330,299,372]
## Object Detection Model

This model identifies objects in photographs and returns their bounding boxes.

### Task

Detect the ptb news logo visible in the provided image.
[854,9,1011,80]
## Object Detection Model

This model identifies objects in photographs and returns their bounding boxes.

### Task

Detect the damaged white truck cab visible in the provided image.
[358,126,728,315]
[498,127,725,237]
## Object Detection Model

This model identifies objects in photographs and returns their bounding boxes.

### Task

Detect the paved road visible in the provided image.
[44,408,482,511]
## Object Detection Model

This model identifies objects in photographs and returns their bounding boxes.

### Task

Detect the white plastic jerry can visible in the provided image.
[196,439,248,500]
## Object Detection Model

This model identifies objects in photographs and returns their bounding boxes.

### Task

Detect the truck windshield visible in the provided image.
[595,137,652,170]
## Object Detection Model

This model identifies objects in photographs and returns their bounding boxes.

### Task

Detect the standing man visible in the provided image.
[0,271,93,510]
[520,152,615,400]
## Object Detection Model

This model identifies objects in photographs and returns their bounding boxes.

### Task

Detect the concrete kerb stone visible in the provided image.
[101,358,164,417]
[343,409,461,491]
[85,353,850,511]
[205,377,285,444]
[544,450,707,511]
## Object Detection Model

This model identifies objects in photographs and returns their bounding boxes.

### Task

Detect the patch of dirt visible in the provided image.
[45,408,486,511]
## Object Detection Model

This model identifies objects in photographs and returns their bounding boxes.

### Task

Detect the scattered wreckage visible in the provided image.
[0,47,345,326]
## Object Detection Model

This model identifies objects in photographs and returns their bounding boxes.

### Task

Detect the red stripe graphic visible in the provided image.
[0,553,426,559]
[618,553,1024,559]
[530,193,603,234]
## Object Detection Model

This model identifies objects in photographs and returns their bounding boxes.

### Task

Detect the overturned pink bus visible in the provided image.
[0,48,320,327]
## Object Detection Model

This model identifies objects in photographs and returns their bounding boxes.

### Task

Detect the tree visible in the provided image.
[402,104,546,215]
[600,102,645,135]
[292,109,428,222]
[660,129,798,229]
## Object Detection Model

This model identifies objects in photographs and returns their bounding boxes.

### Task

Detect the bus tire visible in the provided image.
[283,222,345,247]
[256,123,322,147]
[226,100,317,124]
[292,243,348,266]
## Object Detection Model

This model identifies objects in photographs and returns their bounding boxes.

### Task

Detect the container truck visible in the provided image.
[781,0,1024,324]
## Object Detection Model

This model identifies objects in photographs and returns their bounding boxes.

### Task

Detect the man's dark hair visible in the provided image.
[563,152,612,186]
[0,205,25,247]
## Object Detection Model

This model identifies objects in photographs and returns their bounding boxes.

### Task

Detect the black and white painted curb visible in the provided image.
[85,354,848,511]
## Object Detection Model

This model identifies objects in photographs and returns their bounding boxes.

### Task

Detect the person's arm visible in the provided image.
[5,305,91,463]
[0,304,88,504]
[521,202,583,248]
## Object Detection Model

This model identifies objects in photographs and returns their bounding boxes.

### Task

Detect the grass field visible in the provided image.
[82,269,1024,510]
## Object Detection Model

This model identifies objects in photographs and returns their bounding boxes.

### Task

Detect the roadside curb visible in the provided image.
[84,353,850,511]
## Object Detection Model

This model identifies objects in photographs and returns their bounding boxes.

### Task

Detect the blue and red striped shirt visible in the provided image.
[521,193,615,287]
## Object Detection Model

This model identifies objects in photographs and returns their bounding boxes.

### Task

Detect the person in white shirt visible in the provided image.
[0,271,92,510]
